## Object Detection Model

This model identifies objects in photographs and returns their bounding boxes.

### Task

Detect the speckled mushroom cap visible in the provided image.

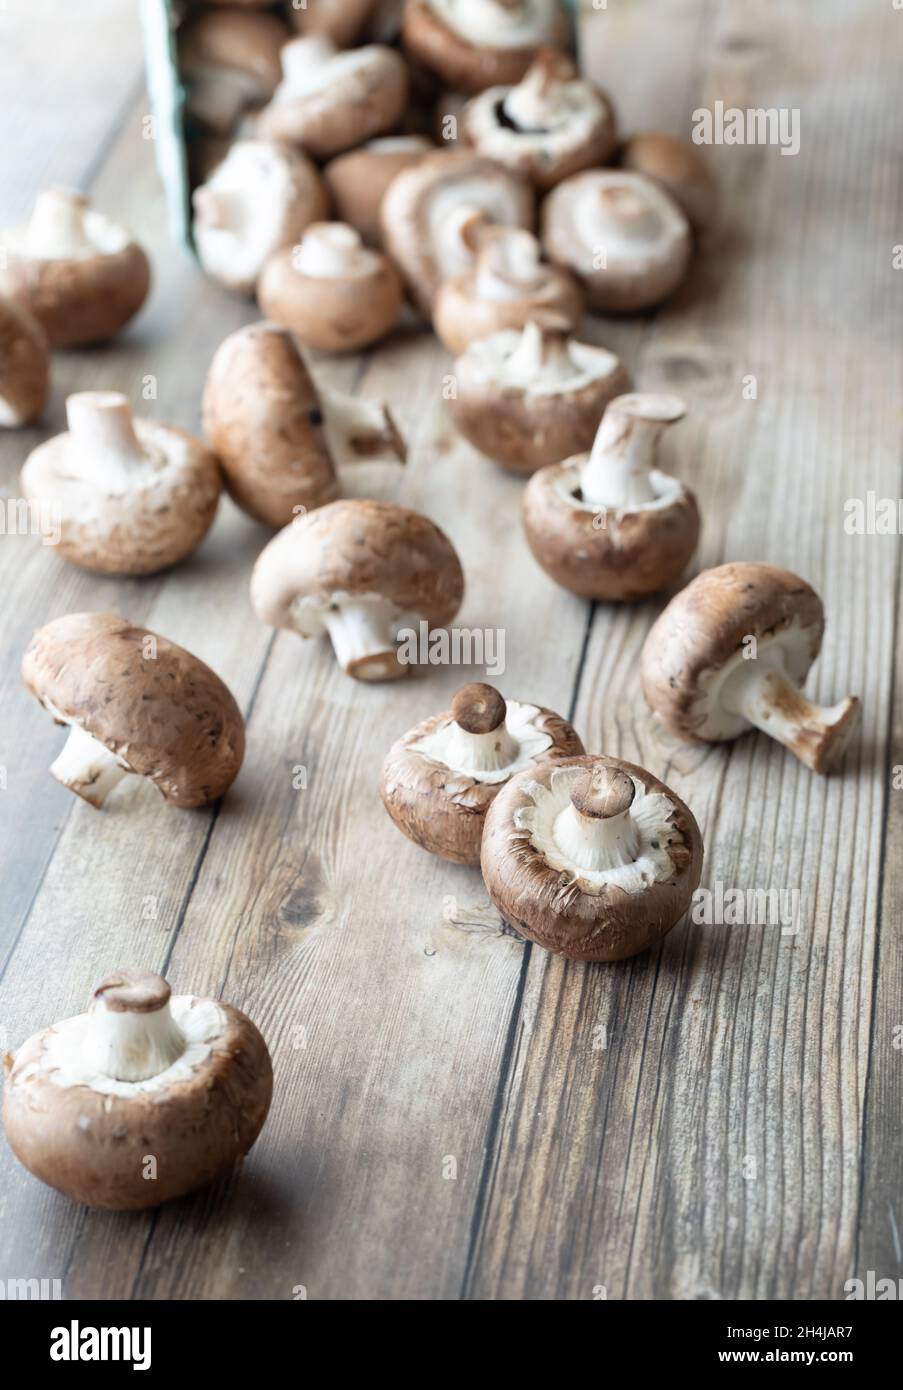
[2,968,272,1210]
[639,562,860,772]
[381,681,584,864]
[21,391,222,576]
[402,0,571,94]
[22,613,245,809]
[0,190,150,347]
[202,322,338,529]
[324,136,434,248]
[179,7,290,136]
[481,754,703,962]
[257,36,409,159]
[0,296,49,428]
[380,150,534,315]
[449,320,628,474]
[462,47,617,190]
[619,131,717,235]
[542,168,691,313]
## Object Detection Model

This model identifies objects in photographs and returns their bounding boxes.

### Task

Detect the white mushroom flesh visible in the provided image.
[429,0,557,47]
[319,388,406,465]
[567,174,688,278]
[427,181,526,283]
[292,223,381,279]
[464,322,622,396]
[11,189,130,260]
[271,37,379,103]
[291,590,404,678]
[411,699,553,782]
[473,229,546,302]
[48,721,131,808]
[578,392,685,509]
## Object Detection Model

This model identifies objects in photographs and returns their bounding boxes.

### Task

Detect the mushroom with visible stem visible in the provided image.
[522,391,699,599]
[380,149,533,316]
[433,224,582,354]
[203,322,405,529]
[251,498,464,682]
[192,139,330,296]
[640,562,861,773]
[258,222,403,353]
[0,189,150,346]
[619,131,717,236]
[462,47,617,190]
[21,391,222,575]
[542,168,692,312]
[178,7,290,136]
[2,968,272,1209]
[402,0,571,95]
[381,681,584,864]
[22,612,245,809]
[449,319,628,474]
[256,36,409,159]
[481,755,704,961]
[323,136,434,248]
[0,296,49,428]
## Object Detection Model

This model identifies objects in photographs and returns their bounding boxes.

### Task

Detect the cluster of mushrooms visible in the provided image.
[0,0,862,1212]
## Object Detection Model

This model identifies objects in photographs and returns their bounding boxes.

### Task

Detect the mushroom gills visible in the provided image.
[410,697,554,780]
[49,722,131,808]
[719,653,860,772]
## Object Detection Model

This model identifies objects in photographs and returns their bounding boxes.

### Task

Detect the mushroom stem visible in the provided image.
[26,188,93,258]
[552,766,640,871]
[49,724,130,808]
[280,35,336,87]
[82,971,187,1083]
[444,682,519,770]
[474,229,544,301]
[292,223,363,277]
[579,393,686,509]
[503,48,572,129]
[722,661,860,772]
[66,391,147,491]
[320,388,406,465]
[324,597,405,682]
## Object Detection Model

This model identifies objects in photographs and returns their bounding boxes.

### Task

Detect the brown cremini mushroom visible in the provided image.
[433,224,581,353]
[619,131,717,235]
[192,139,330,296]
[449,319,628,474]
[462,47,616,190]
[381,681,584,864]
[287,0,379,46]
[179,7,290,136]
[522,392,698,599]
[323,136,434,248]
[3,968,272,1209]
[21,391,222,575]
[258,222,403,352]
[481,754,703,961]
[402,0,570,94]
[0,296,49,428]
[380,149,533,315]
[257,36,409,158]
[542,168,691,312]
[22,612,245,808]
[0,189,150,347]
[251,498,464,682]
[640,562,861,773]
[202,322,405,529]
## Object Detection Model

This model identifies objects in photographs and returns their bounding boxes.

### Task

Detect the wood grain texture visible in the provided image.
[0,0,899,1301]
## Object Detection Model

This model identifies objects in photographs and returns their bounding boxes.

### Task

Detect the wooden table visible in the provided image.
[0,1,899,1300]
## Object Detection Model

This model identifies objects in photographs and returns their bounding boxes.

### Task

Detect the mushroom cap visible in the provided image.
[0,192,150,347]
[619,131,717,235]
[402,0,571,94]
[522,452,700,600]
[22,612,245,809]
[0,296,49,428]
[541,168,692,313]
[202,321,338,529]
[432,226,582,354]
[450,323,628,473]
[380,149,534,315]
[288,0,378,46]
[481,754,704,962]
[462,48,617,190]
[21,394,223,576]
[257,39,409,159]
[179,7,290,135]
[2,972,272,1210]
[640,562,826,743]
[381,689,584,864]
[193,139,330,296]
[251,498,465,633]
[324,136,434,247]
[257,223,403,353]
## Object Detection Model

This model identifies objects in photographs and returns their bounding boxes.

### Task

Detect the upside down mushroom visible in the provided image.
[481,755,703,961]
[3,968,272,1210]
[22,612,245,809]
[381,681,584,864]
[0,296,49,428]
[522,392,699,599]
[640,562,861,773]
[402,0,570,94]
